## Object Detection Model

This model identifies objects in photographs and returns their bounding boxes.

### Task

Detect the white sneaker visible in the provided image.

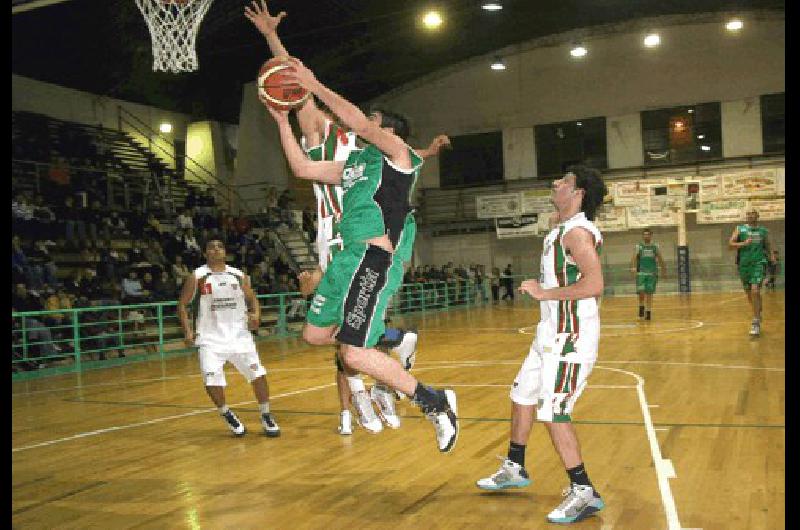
[392,330,418,371]
[750,319,760,336]
[221,409,246,436]
[260,412,281,437]
[415,388,458,453]
[371,384,401,429]
[476,457,532,490]
[352,390,383,433]
[547,483,605,524]
[338,410,353,436]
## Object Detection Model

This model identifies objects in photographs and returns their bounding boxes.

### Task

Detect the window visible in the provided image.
[535,117,607,179]
[761,92,784,154]
[641,102,721,166]
[439,131,503,187]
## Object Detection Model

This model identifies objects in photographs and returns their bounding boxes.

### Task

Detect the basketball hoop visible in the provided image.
[135,0,214,73]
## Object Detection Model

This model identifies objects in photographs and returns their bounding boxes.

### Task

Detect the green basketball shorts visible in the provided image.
[306,243,405,348]
[739,262,766,288]
[636,273,658,294]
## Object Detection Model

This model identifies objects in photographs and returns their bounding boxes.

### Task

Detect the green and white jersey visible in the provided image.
[536,212,603,354]
[338,143,422,262]
[736,224,769,266]
[302,120,356,270]
[636,243,660,275]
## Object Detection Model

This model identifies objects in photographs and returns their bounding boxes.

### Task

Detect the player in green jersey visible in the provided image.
[629,229,666,321]
[265,57,459,453]
[729,209,775,336]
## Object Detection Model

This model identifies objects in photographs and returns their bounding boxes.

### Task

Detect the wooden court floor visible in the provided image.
[12,292,784,529]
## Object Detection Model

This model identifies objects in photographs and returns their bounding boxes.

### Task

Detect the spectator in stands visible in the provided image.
[106,210,129,238]
[152,270,175,301]
[163,228,185,262]
[31,194,57,238]
[182,228,202,265]
[122,269,151,302]
[277,189,293,210]
[127,240,148,268]
[185,188,198,211]
[87,200,109,241]
[59,196,86,249]
[12,192,36,239]
[249,265,268,294]
[96,239,123,281]
[177,208,194,231]
[28,240,59,287]
[141,271,155,296]
[12,235,43,288]
[234,211,252,236]
[172,254,190,288]
[74,199,98,245]
[143,240,167,273]
[46,156,71,202]
[12,282,63,360]
[145,212,163,238]
[127,204,147,239]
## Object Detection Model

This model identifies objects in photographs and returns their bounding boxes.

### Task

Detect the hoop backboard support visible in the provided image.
[134,0,214,73]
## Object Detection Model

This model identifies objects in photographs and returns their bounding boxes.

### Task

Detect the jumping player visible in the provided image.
[177,240,280,437]
[476,166,607,524]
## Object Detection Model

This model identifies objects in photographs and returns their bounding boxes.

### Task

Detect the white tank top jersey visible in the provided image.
[192,265,255,352]
[302,119,357,271]
[535,212,603,355]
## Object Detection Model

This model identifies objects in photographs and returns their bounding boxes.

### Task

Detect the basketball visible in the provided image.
[257,58,310,111]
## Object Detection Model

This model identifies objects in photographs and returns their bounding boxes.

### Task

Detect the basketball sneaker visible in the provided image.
[638,306,644,318]
[750,318,760,336]
[414,388,458,453]
[221,409,246,437]
[476,457,532,490]
[353,390,383,433]
[371,384,401,429]
[338,410,353,436]
[261,413,281,437]
[645,310,651,321]
[392,329,418,371]
[546,483,605,524]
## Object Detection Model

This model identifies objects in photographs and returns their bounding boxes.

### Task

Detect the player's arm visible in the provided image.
[298,265,323,297]
[177,275,196,347]
[284,57,410,167]
[415,135,451,159]
[245,1,328,143]
[264,103,344,185]
[728,227,750,249]
[630,247,639,274]
[519,228,603,301]
[242,275,262,330]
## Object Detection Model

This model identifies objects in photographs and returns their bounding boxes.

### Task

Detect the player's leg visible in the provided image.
[336,345,383,433]
[302,323,338,346]
[476,345,541,491]
[231,349,280,436]
[750,282,763,336]
[636,274,646,318]
[334,350,354,435]
[337,245,457,452]
[199,348,245,436]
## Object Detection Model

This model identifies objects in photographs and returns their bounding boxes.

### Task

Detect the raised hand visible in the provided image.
[244,0,286,35]
[282,57,319,91]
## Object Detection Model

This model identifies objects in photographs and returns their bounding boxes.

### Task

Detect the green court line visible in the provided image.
[59,399,785,429]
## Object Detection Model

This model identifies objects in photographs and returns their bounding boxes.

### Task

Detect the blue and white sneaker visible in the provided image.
[546,483,605,524]
[221,409,246,437]
[476,457,532,491]
[261,412,281,437]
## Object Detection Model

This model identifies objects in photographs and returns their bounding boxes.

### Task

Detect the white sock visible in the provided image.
[347,376,366,393]
[259,402,270,414]
[218,405,229,415]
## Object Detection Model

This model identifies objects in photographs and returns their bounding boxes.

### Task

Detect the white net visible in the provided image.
[134,0,214,73]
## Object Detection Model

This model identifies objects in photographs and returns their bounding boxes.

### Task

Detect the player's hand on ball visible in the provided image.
[244,0,286,35]
[284,57,318,90]
[262,99,290,121]
[519,279,546,299]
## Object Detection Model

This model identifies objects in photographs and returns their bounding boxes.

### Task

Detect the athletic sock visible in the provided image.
[412,382,444,412]
[567,463,592,487]
[347,376,366,394]
[638,305,644,317]
[259,402,270,414]
[508,442,526,468]
[218,405,229,415]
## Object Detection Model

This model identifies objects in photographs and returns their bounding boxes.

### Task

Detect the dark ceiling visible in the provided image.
[12,0,784,124]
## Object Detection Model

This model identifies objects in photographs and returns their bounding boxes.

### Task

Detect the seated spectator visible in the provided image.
[171,254,190,288]
[127,240,149,268]
[28,240,59,287]
[12,235,43,288]
[176,208,194,231]
[105,210,129,237]
[75,199,98,246]
[58,195,87,249]
[31,194,57,238]
[122,269,151,302]
[97,239,124,281]
[45,156,71,203]
[12,282,63,361]
[234,211,252,236]
[152,270,175,301]
[143,240,166,273]
[12,192,36,239]
[141,271,155,295]
[164,228,185,262]
[88,200,111,241]
[277,189,293,210]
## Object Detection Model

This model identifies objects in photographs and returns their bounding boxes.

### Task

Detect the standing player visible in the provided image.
[265,57,459,453]
[476,166,607,524]
[630,228,666,321]
[177,240,280,437]
[245,0,449,436]
[766,249,780,291]
[728,209,775,336]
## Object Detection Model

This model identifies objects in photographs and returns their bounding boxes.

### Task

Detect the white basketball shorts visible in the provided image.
[198,346,266,387]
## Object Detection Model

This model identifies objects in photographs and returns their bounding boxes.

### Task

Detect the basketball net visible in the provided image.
[135,0,214,73]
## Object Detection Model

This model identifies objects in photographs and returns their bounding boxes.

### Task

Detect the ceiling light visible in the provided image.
[644,33,661,47]
[570,45,587,58]
[701,145,711,151]
[490,56,506,70]
[687,109,694,114]
[159,122,172,133]
[482,2,503,11]
[726,19,743,31]
[576,121,582,127]
[697,134,705,139]
[422,11,443,29]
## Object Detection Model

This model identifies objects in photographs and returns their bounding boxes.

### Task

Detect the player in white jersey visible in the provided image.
[476,166,608,525]
[246,0,448,436]
[177,240,280,437]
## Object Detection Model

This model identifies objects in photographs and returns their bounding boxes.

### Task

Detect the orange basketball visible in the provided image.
[257,58,310,111]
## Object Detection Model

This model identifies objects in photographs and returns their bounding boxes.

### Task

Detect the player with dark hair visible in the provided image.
[476,166,607,524]
[729,209,775,336]
[630,228,666,320]
[177,240,280,437]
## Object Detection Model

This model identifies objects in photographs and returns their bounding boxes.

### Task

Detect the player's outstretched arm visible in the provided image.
[283,57,409,164]
[416,134,451,159]
[264,101,344,185]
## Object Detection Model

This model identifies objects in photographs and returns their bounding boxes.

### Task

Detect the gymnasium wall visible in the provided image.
[370,12,784,189]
